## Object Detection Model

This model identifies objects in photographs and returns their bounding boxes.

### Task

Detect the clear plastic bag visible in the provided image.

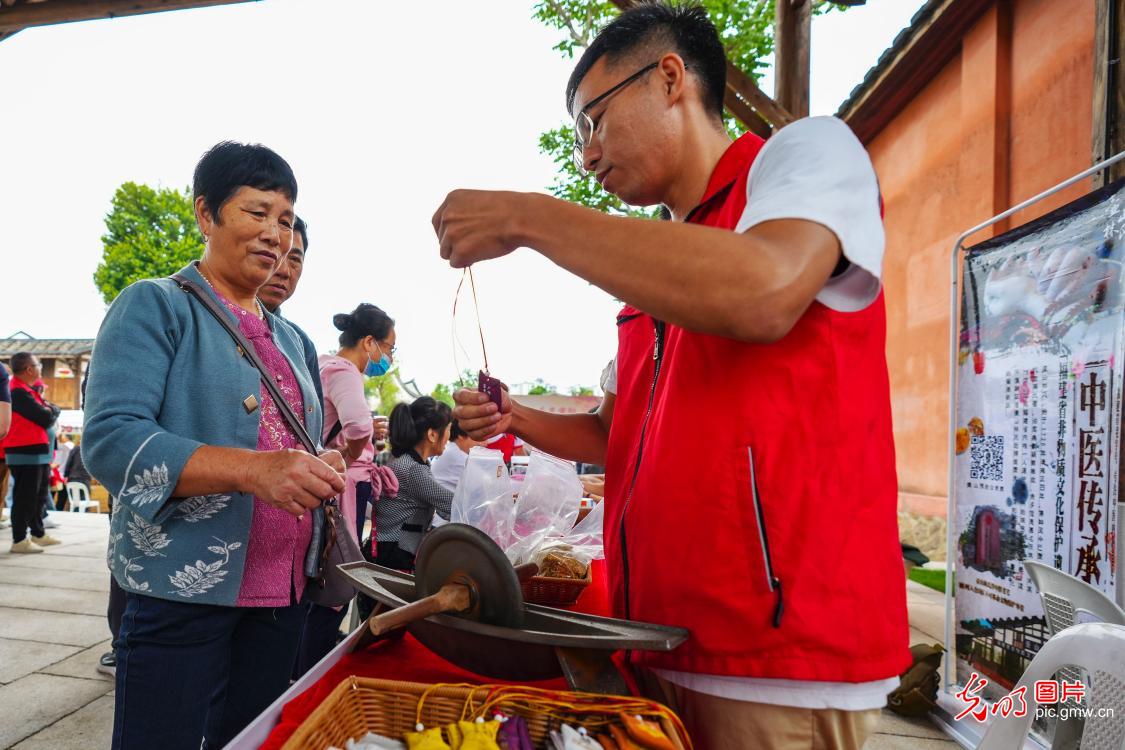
[533,499,605,572]
[506,452,582,564]
[450,446,515,550]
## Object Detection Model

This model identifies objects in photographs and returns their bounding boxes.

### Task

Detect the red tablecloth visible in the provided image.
[259,561,613,750]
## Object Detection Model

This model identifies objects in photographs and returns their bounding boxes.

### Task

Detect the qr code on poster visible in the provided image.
[970,436,1004,481]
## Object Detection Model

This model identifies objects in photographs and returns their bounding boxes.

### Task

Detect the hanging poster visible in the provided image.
[953,181,1125,700]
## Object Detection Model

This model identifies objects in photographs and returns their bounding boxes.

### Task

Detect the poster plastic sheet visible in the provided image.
[953,181,1125,700]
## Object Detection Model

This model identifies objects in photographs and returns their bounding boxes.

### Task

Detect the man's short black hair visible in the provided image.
[294,216,309,252]
[192,141,298,223]
[565,2,727,119]
[10,352,36,374]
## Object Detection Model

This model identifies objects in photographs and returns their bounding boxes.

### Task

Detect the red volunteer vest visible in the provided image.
[3,378,50,450]
[603,132,910,681]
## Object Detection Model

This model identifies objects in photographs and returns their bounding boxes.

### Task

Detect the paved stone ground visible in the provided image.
[0,511,115,750]
[0,512,961,749]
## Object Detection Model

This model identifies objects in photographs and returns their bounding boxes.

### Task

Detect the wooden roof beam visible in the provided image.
[0,0,257,35]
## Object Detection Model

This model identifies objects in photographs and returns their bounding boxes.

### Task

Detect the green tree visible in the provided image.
[533,0,847,214]
[527,378,557,396]
[94,182,204,304]
[432,369,478,407]
[364,366,403,414]
[570,385,596,396]
[431,382,455,407]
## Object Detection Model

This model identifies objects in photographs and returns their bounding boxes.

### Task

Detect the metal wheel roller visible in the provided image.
[366,524,536,636]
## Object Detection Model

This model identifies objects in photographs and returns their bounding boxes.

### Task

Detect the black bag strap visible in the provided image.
[170,274,318,455]
[325,420,343,446]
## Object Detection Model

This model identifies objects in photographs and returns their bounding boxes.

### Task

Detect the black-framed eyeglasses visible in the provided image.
[572,61,659,174]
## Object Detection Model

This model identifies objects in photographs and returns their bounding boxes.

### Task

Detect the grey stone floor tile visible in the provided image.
[0,582,109,617]
[10,694,115,750]
[0,638,82,684]
[0,606,109,648]
[40,640,115,683]
[0,674,112,748]
[0,565,110,593]
[875,709,952,740]
[1,552,111,572]
[41,542,109,560]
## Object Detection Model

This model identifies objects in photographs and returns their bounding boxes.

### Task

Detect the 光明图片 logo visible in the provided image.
[954,672,1116,722]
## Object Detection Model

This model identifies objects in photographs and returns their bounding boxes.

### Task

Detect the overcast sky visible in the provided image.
[0,0,923,395]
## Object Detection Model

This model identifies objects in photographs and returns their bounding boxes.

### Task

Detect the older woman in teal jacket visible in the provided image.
[84,142,344,750]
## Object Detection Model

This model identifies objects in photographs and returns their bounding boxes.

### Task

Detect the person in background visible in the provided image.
[84,141,345,749]
[485,432,526,465]
[3,353,62,552]
[55,433,73,476]
[52,433,74,510]
[293,304,400,677]
[63,440,93,488]
[0,361,11,529]
[374,397,453,571]
[320,304,397,539]
[431,420,483,492]
[31,380,61,530]
[256,215,323,409]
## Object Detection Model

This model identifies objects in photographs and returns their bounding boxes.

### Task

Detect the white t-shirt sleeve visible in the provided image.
[600,358,617,396]
[734,116,885,313]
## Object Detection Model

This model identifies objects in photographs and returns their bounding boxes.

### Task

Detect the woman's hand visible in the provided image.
[246,449,346,518]
[580,474,605,498]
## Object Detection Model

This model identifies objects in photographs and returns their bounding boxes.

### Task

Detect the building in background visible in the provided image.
[839,0,1122,558]
[0,333,94,410]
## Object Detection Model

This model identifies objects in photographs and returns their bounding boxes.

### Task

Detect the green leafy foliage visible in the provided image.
[432,369,478,407]
[527,378,557,395]
[94,182,204,304]
[431,382,456,407]
[364,366,402,414]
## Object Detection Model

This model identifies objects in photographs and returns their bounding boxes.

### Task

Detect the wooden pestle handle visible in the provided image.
[367,583,472,637]
[514,563,539,582]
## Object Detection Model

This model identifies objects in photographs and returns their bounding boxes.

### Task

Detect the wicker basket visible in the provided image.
[520,563,593,606]
[283,677,690,750]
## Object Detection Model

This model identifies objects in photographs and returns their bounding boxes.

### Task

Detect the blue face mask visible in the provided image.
[364,344,391,377]
[365,355,391,377]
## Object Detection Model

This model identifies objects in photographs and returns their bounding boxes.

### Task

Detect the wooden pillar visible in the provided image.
[1093,0,1125,187]
[774,0,811,119]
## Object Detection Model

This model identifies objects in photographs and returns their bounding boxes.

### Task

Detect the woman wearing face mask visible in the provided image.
[319,304,398,541]
[293,305,401,676]
[375,397,453,571]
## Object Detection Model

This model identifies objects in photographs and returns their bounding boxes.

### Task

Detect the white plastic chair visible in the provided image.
[1024,560,1125,633]
[1023,560,1125,748]
[66,482,101,513]
[977,623,1125,750]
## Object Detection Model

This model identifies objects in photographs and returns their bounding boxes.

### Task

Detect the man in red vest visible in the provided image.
[434,4,909,747]
[3,353,62,553]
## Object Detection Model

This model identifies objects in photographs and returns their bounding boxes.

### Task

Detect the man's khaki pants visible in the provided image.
[639,671,882,750]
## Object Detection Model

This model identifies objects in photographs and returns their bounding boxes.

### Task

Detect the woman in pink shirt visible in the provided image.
[320,304,399,542]
[294,303,400,675]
